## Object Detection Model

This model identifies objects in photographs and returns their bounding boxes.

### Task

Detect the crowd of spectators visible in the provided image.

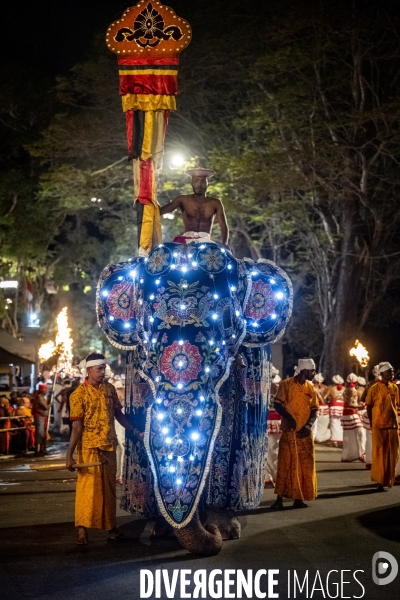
[0,392,36,455]
[0,372,125,459]
[0,378,79,456]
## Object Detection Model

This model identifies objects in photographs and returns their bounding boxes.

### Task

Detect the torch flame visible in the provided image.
[38,341,56,362]
[38,307,73,371]
[349,340,369,368]
[56,307,73,372]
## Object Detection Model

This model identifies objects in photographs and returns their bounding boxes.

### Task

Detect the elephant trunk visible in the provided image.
[175,509,223,555]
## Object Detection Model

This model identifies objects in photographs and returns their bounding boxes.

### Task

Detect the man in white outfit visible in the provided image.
[114,379,125,485]
[326,375,345,447]
[341,375,365,462]
[264,367,282,488]
[313,373,330,443]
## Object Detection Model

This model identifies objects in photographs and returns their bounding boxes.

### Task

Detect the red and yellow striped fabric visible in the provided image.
[118,57,179,98]
[107,2,192,256]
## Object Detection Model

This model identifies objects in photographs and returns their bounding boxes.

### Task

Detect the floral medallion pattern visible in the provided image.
[161,340,202,385]
[170,398,192,424]
[197,246,227,274]
[145,245,171,275]
[169,435,190,457]
[115,3,183,48]
[245,280,277,321]
[242,259,293,347]
[106,280,136,322]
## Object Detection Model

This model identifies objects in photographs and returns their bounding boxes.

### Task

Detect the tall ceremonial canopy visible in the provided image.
[106,2,192,256]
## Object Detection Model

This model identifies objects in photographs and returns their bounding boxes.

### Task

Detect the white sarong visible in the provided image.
[314,404,331,443]
[341,409,365,462]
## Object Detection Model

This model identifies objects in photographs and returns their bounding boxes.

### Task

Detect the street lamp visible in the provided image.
[170,154,185,169]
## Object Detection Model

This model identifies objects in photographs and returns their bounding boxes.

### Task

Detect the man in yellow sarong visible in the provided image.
[366,361,400,491]
[271,358,319,509]
[66,353,140,545]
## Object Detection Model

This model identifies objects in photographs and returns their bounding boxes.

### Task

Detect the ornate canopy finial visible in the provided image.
[106,1,192,58]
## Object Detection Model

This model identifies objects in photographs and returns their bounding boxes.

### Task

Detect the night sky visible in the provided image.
[1,1,128,74]
[0,1,215,74]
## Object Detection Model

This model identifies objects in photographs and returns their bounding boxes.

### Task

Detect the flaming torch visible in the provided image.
[55,307,73,373]
[350,340,370,379]
[38,341,56,363]
[39,307,74,433]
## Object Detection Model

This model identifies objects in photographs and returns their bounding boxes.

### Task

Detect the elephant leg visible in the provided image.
[204,508,241,540]
[174,509,223,555]
[149,517,175,538]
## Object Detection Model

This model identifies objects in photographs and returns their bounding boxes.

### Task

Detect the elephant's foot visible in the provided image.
[175,509,223,555]
[203,509,241,540]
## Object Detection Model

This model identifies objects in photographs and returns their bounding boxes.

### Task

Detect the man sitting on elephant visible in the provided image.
[159,167,230,249]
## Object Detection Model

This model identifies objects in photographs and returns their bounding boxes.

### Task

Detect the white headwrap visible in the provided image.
[314,373,324,383]
[332,374,344,385]
[346,373,358,383]
[378,362,393,374]
[357,376,366,386]
[372,365,380,377]
[270,365,280,377]
[79,358,107,378]
[294,358,316,375]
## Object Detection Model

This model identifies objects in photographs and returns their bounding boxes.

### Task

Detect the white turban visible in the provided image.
[314,373,324,383]
[270,365,280,377]
[294,358,316,374]
[79,358,107,378]
[332,374,344,385]
[346,373,358,383]
[357,377,366,386]
[378,362,393,374]
[372,365,380,377]
[298,358,316,371]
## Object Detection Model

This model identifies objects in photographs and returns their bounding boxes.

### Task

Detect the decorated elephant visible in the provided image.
[97,241,292,554]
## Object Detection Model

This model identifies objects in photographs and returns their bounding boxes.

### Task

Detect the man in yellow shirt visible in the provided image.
[66,353,140,545]
[271,358,319,509]
[365,361,400,491]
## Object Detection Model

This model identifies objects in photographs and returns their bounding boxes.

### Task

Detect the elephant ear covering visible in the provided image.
[96,257,148,350]
[140,242,251,528]
[241,258,293,347]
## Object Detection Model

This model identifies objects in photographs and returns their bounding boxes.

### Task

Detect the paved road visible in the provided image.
[0,436,399,600]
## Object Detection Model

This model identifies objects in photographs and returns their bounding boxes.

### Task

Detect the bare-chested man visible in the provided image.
[159,167,230,248]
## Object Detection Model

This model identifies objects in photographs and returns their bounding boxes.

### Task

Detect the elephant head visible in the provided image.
[97,242,292,554]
